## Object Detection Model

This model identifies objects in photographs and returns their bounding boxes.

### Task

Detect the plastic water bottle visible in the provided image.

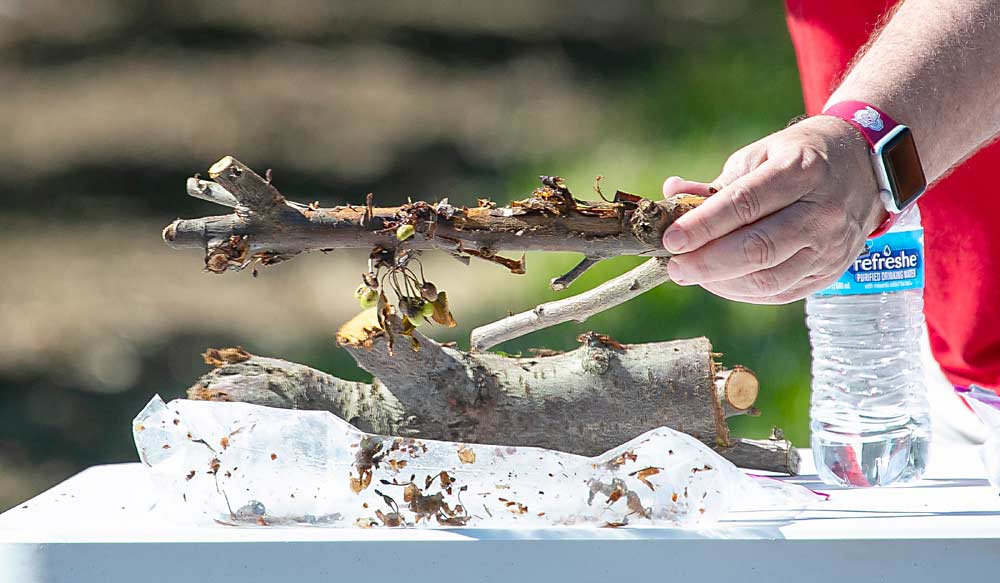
[806,206,930,487]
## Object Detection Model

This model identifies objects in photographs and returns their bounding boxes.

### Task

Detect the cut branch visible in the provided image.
[335,310,734,449]
[208,155,287,215]
[163,156,706,270]
[471,256,672,351]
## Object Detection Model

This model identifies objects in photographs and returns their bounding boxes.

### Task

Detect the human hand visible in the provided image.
[661,116,887,304]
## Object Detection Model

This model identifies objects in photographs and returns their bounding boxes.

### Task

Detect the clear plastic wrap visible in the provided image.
[133,396,821,528]
[956,385,1000,492]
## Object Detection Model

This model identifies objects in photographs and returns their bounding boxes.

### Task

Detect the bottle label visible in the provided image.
[816,228,924,296]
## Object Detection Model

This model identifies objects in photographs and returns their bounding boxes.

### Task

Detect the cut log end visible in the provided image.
[208,155,236,179]
[721,366,759,411]
[335,308,383,350]
[162,221,178,242]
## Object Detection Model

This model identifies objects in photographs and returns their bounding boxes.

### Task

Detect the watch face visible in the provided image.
[880,128,926,208]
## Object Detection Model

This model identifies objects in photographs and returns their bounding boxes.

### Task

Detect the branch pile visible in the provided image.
[164,156,800,474]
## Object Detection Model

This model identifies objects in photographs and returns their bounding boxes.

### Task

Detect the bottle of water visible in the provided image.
[806,206,930,487]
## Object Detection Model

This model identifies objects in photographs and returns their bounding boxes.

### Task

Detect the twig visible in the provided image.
[186,178,239,208]
[471,257,672,351]
[549,256,599,291]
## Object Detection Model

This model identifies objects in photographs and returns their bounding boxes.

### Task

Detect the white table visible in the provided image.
[1,447,998,583]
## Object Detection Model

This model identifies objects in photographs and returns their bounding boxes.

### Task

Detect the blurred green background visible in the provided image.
[0,0,811,511]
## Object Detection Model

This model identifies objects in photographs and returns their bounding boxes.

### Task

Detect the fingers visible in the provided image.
[663,158,813,254]
[662,176,715,198]
[667,206,812,284]
[692,246,821,297]
[700,271,841,305]
[657,117,877,304]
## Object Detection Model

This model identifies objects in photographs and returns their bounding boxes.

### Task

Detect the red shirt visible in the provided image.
[785,0,1000,391]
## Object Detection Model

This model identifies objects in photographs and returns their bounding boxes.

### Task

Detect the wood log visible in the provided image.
[187,333,799,475]
[341,314,734,450]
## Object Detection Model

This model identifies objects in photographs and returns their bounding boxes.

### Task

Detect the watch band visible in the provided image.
[867,212,898,239]
[822,101,900,147]
[821,101,901,239]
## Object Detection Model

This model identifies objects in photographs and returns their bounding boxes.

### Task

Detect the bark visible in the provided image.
[187,336,799,475]
[188,353,409,435]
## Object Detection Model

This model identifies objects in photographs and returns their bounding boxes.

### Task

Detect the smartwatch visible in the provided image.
[822,101,927,238]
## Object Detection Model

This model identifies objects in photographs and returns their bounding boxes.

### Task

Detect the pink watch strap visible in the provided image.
[822,101,901,239]
[868,213,898,239]
[822,101,900,147]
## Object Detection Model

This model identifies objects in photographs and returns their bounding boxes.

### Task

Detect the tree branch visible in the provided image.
[162,156,705,271]
[470,256,672,350]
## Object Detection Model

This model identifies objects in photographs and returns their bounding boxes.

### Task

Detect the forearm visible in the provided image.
[828,0,1000,181]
